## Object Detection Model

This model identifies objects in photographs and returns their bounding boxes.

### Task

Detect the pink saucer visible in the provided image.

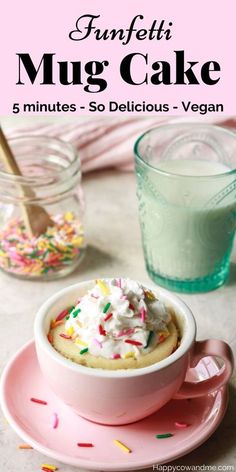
[0,341,228,471]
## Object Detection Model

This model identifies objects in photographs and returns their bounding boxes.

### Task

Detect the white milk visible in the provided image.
[140,159,236,279]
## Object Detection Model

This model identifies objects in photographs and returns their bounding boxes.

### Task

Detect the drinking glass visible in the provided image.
[134,124,236,293]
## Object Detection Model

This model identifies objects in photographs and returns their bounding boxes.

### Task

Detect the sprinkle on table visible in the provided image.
[41,464,58,471]
[156,433,173,439]
[30,397,47,405]
[113,439,132,454]
[18,444,33,449]
[80,347,89,355]
[174,421,189,429]
[77,443,94,447]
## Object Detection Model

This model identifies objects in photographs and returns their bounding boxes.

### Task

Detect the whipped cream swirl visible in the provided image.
[65,278,171,359]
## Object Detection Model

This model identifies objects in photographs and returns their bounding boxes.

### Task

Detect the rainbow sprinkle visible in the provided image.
[104,313,113,322]
[77,443,94,447]
[52,413,59,429]
[96,279,110,295]
[103,302,111,313]
[124,351,135,359]
[125,339,143,346]
[93,338,102,348]
[174,421,189,429]
[30,397,47,405]
[18,444,33,449]
[59,333,72,340]
[145,331,154,348]
[112,353,121,359]
[80,347,89,355]
[0,212,84,277]
[156,433,173,439]
[55,309,68,322]
[113,439,132,453]
[41,465,57,471]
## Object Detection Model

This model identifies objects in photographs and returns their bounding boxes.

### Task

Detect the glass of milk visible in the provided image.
[134,124,236,293]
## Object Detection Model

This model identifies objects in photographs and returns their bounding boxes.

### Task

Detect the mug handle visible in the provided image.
[174,339,234,399]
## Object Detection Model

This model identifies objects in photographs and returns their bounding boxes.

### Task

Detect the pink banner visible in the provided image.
[0,0,235,115]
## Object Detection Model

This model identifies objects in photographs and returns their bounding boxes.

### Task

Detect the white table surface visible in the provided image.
[0,117,236,472]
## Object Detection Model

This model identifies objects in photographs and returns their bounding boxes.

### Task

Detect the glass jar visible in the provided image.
[0,135,86,280]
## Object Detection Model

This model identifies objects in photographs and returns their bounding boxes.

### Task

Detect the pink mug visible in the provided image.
[34,280,234,425]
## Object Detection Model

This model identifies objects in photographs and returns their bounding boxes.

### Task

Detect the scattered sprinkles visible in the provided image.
[99,324,106,336]
[125,339,143,346]
[116,278,122,288]
[112,353,121,359]
[96,279,110,296]
[18,444,33,449]
[0,212,84,277]
[75,338,88,347]
[103,302,111,313]
[52,413,59,429]
[55,309,68,322]
[113,439,132,454]
[80,347,89,355]
[174,421,189,429]
[140,307,146,323]
[30,397,47,405]
[145,331,154,348]
[104,312,113,322]
[48,278,177,363]
[41,465,57,471]
[59,333,72,340]
[93,338,102,348]
[77,443,94,447]
[124,351,135,359]
[72,308,81,317]
[156,433,173,439]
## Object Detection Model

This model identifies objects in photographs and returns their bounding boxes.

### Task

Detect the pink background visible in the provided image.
[0,0,235,115]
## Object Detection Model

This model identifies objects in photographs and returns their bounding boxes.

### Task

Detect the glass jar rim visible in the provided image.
[0,134,80,187]
[134,123,236,180]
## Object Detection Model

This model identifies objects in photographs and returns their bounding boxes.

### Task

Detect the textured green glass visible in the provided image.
[134,124,236,293]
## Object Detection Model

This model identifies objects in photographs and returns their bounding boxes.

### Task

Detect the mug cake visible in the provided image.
[48,278,179,370]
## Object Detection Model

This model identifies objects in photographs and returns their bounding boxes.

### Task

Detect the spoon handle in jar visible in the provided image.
[0,126,53,236]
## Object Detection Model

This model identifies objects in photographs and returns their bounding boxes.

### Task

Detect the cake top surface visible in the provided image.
[63,278,171,359]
